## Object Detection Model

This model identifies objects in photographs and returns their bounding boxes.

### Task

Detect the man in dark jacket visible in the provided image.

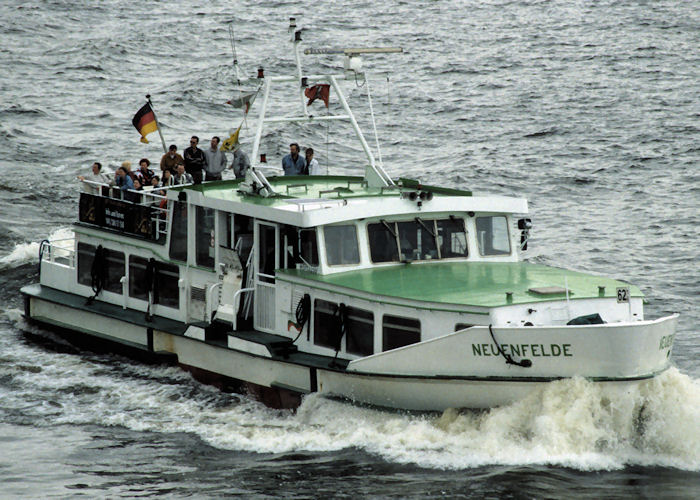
[183,136,206,184]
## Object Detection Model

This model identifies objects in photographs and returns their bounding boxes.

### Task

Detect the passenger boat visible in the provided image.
[21,21,678,411]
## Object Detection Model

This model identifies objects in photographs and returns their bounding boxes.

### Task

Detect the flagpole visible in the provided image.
[146,94,168,154]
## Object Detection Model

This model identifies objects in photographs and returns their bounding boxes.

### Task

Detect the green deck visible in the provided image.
[279,261,642,308]
[180,175,471,206]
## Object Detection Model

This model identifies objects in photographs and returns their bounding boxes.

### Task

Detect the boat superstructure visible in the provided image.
[21,21,678,411]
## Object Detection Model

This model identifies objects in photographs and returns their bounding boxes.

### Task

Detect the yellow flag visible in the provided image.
[220,125,241,152]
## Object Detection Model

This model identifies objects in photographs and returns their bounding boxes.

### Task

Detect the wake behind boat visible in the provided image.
[20,20,678,411]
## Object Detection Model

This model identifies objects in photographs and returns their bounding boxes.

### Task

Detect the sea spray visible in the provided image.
[0,227,74,268]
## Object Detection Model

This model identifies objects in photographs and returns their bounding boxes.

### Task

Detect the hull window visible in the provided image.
[476,216,511,256]
[382,315,420,351]
[314,299,341,350]
[324,225,360,266]
[345,306,374,356]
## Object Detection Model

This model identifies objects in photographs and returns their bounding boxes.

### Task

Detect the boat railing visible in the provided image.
[79,180,186,241]
[39,238,76,269]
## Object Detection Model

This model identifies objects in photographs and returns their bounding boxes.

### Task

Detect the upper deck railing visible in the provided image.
[78,180,185,242]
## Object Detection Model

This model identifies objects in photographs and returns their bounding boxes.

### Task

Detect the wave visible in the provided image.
[0,228,74,268]
[1,315,698,472]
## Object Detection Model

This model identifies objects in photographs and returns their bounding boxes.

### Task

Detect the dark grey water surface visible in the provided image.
[1,0,699,498]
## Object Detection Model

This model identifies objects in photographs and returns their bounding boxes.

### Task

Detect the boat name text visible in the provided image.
[472,343,572,357]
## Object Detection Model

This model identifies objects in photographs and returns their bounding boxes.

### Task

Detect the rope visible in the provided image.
[85,245,107,305]
[291,294,311,343]
[488,324,532,368]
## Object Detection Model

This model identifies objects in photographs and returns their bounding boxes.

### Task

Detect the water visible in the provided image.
[1,0,699,497]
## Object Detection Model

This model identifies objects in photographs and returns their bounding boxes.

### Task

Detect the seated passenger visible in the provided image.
[174,164,193,185]
[126,178,143,203]
[121,161,136,181]
[161,169,174,187]
[135,158,155,184]
[113,166,134,199]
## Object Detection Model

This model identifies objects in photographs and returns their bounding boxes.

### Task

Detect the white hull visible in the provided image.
[24,292,677,411]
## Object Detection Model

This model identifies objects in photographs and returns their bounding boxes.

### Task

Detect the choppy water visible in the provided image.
[1,0,698,497]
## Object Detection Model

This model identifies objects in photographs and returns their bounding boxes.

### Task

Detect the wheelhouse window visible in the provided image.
[324,225,360,266]
[382,315,420,351]
[476,216,511,256]
[195,206,215,269]
[77,243,124,294]
[169,200,188,262]
[368,222,399,263]
[299,228,319,267]
[398,219,438,260]
[437,218,468,258]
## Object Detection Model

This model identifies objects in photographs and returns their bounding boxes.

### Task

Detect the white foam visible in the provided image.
[0,227,74,268]
[2,317,698,471]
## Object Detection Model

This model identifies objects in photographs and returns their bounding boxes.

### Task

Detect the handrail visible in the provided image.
[205,282,223,324]
[231,287,254,331]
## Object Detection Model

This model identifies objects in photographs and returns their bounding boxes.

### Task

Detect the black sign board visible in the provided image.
[79,193,157,240]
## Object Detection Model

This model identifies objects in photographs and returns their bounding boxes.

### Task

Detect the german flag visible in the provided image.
[132,102,158,143]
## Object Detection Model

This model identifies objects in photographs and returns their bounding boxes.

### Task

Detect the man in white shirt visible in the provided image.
[77,162,110,194]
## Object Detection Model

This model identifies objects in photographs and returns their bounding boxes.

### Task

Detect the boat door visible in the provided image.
[253,220,279,332]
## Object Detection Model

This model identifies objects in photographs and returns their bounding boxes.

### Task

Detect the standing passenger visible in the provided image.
[202,136,227,181]
[281,143,306,176]
[77,162,110,194]
[305,148,320,175]
[183,136,206,184]
[160,144,184,174]
[230,146,251,179]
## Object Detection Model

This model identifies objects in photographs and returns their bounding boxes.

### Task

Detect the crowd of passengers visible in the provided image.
[79,137,321,203]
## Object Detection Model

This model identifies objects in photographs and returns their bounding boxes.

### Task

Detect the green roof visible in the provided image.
[180,175,471,206]
[278,261,642,308]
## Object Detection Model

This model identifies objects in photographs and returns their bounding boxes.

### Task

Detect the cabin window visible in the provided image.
[314,299,340,350]
[324,225,360,266]
[77,242,95,286]
[397,219,438,260]
[128,257,179,308]
[129,256,148,300]
[169,201,188,262]
[155,262,179,308]
[104,250,125,294]
[368,222,399,263]
[437,218,468,258]
[476,216,511,256]
[382,315,420,351]
[77,243,124,294]
[345,306,374,356]
[299,228,319,267]
[195,206,215,269]
[219,212,234,249]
